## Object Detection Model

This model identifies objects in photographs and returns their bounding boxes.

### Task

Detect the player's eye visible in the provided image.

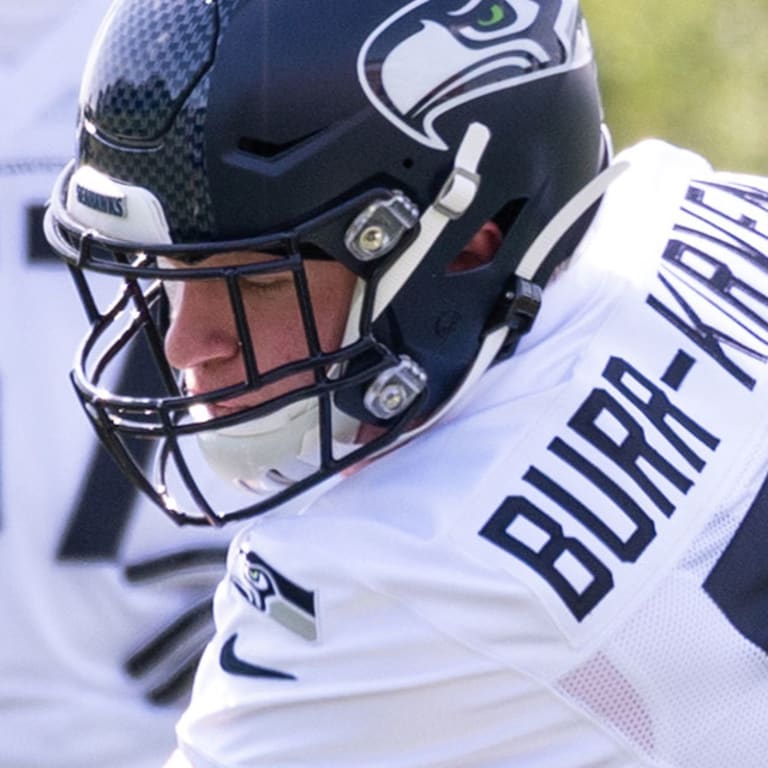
[239,273,294,296]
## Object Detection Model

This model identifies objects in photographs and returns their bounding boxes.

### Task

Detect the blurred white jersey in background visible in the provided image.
[0,3,232,765]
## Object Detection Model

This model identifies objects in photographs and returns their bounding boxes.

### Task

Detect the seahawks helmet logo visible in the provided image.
[358,0,588,150]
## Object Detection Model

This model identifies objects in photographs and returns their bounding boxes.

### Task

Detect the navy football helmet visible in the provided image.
[45,0,609,525]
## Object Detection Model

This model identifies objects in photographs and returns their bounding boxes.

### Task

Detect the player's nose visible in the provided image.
[163,278,240,370]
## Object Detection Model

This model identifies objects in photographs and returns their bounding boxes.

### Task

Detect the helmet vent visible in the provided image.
[237,129,325,160]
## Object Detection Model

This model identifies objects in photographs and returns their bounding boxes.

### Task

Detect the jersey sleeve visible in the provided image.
[175,520,641,768]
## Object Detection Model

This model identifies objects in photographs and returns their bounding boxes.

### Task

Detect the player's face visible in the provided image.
[162,251,357,418]
[161,221,500,425]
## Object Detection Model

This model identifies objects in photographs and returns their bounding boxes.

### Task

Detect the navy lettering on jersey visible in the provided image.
[568,388,693,518]
[541,441,656,562]
[57,441,147,561]
[479,495,614,621]
[705,470,768,655]
[1,205,60,530]
[688,179,768,223]
[57,337,157,561]
[648,179,768,390]
[661,349,696,390]
[480,352,720,622]
[26,203,59,263]
[602,356,720,470]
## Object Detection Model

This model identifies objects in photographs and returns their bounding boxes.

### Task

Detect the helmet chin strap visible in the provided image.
[340,121,493,350]
[372,121,492,320]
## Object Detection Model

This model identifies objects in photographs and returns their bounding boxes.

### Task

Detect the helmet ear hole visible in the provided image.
[493,198,528,237]
[445,199,527,275]
[446,221,502,274]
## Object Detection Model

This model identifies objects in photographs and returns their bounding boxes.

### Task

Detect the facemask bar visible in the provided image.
[43,121,496,526]
[150,387,420,527]
[64,251,423,525]
[45,170,430,525]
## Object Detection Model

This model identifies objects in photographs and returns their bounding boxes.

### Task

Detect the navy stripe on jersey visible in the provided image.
[705,471,768,654]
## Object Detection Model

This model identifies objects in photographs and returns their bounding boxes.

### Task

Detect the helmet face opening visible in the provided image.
[46,164,428,525]
[45,0,607,525]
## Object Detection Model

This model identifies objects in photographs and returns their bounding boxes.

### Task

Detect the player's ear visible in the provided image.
[447,220,503,273]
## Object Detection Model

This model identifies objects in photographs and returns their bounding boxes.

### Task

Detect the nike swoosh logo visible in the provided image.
[219,634,296,680]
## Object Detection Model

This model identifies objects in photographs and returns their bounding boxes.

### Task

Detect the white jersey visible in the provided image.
[174,141,768,768]
[0,3,233,766]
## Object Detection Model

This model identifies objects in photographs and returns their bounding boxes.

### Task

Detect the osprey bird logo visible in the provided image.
[358,0,588,150]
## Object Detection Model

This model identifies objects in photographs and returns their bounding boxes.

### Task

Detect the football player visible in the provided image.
[43,0,768,766]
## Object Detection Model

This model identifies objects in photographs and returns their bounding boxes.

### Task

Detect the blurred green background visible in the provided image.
[582,0,768,173]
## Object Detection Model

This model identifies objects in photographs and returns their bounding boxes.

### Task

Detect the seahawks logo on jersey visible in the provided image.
[358,0,587,150]
[230,536,318,641]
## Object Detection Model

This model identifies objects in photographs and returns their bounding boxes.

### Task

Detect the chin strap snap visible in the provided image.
[487,159,631,359]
